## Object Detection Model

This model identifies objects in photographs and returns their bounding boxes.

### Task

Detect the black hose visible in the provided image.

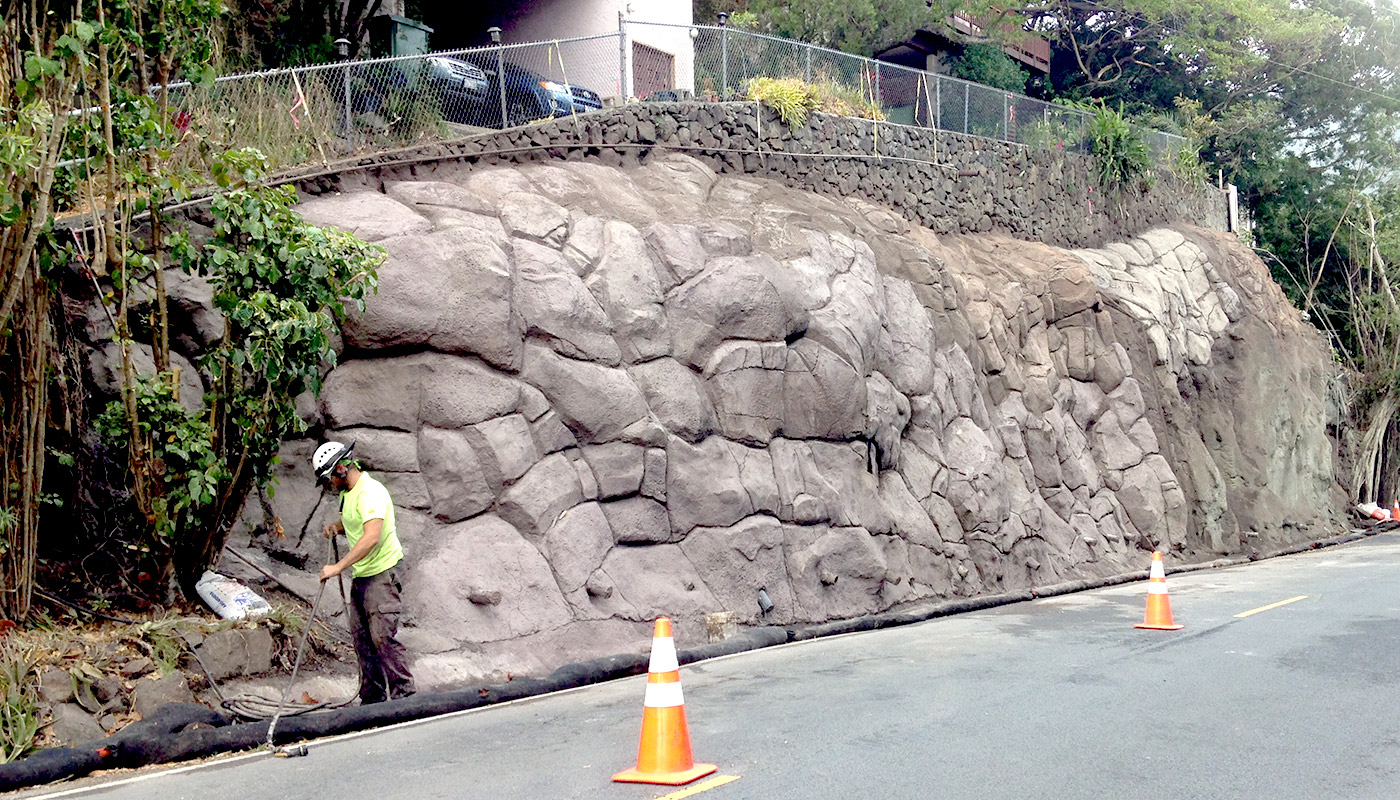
[32,578,343,720]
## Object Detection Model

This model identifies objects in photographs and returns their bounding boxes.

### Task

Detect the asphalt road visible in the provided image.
[19,534,1400,800]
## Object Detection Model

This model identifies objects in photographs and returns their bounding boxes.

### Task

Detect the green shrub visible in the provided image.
[747,77,820,127]
[746,76,886,127]
[1088,102,1152,194]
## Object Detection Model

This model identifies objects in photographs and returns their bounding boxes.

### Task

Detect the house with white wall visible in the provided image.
[414,0,693,103]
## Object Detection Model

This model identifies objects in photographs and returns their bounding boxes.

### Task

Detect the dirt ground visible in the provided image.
[12,578,361,755]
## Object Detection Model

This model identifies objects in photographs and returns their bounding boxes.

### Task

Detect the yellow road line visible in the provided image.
[1235,595,1309,618]
[652,775,742,800]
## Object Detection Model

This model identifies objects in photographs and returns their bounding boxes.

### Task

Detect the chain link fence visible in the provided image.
[68,21,1188,202]
[142,33,624,180]
[630,21,1185,160]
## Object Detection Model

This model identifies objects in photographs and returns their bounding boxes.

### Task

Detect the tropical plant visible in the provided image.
[746,76,820,126]
[746,75,887,127]
[0,642,40,763]
[810,81,886,122]
[1086,102,1152,195]
[1,0,97,620]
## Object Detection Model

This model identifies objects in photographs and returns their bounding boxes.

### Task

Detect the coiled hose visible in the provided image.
[32,536,354,723]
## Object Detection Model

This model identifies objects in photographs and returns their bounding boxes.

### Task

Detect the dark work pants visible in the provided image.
[348,568,415,704]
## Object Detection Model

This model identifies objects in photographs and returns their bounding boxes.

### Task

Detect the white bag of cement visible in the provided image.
[195,570,273,620]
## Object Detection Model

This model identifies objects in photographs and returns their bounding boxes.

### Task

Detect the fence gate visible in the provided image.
[632,41,675,100]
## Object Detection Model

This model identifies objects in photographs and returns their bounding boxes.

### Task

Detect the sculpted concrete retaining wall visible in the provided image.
[305,101,1227,250]
[213,153,1343,691]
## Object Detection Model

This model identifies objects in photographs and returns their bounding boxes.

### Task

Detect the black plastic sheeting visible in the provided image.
[2,528,1383,792]
[0,625,789,792]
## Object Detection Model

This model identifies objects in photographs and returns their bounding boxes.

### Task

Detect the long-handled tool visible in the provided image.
[266,559,329,757]
[331,535,350,617]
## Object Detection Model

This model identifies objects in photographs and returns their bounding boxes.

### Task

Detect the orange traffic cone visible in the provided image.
[1391,499,1398,520]
[1135,551,1183,630]
[612,618,718,786]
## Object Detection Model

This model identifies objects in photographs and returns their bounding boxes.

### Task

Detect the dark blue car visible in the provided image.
[459,51,603,127]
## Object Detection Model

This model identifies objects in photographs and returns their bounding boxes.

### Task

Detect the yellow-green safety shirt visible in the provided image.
[339,472,403,578]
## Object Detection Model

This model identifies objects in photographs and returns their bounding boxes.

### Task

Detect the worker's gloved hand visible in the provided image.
[322,520,344,539]
[320,563,343,582]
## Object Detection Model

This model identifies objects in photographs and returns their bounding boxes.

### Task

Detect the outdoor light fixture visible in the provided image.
[757,588,774,615]
[333,37,350,59]
[488,26,502,44]
[716,11,729,26]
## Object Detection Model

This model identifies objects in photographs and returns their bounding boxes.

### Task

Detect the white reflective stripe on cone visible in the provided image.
[644,679,685,708]
[1148,583,1169,595]
[1150,560,1166,579]
[648,637,679,674]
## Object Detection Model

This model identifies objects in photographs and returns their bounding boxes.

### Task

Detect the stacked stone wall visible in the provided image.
[306,102,1227,249]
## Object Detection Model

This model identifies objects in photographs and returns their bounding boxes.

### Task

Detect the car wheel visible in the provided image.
[505,95,538,127]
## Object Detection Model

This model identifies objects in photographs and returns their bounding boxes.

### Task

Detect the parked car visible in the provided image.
[459,51,603,127]
[423,56,491,125]
[348,55,489,128]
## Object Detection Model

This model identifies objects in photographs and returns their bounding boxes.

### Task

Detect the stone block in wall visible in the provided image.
[296,190,431,243]
[628,358,717,443]
[780,339,866,442]
[464,413,538,486]
[704,341,787,444]
[597,544,721,622]
[497,453,584,538]
[543,502,613,594]
[601,496,673,544]
[521,344,650,443]
[641,448,667,502]
[666,437,753,535]
[342,229,523,371]
[512,238,622,366]
[498,191,569,246]
[680,516,793,625]
[405,514,574,643]
[783,525,887,622]
[419,427,497,523]
[581,443,644,500]
[587,222,671,362]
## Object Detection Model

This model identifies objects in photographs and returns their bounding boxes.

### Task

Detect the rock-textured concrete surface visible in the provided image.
[231,154,1342,690]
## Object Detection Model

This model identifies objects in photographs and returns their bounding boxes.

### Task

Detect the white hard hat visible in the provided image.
[311,441,354,481]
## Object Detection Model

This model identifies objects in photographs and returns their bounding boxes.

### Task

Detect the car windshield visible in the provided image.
[458,52,542,80]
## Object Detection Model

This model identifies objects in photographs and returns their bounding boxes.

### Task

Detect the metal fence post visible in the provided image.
[721,28,729,97]
[334,38,352,151]
[963,82,969,134]
[489,27,506,127]
[1004,92,1009,140]
[874,61,881,109]
[618,13,629,100]
[805,47,812,84]
[935,75,941,130]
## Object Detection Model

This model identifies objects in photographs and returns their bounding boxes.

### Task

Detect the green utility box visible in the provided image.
[368,15,434,58]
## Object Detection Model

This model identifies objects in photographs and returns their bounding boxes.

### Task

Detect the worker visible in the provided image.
[312,441,416,704]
